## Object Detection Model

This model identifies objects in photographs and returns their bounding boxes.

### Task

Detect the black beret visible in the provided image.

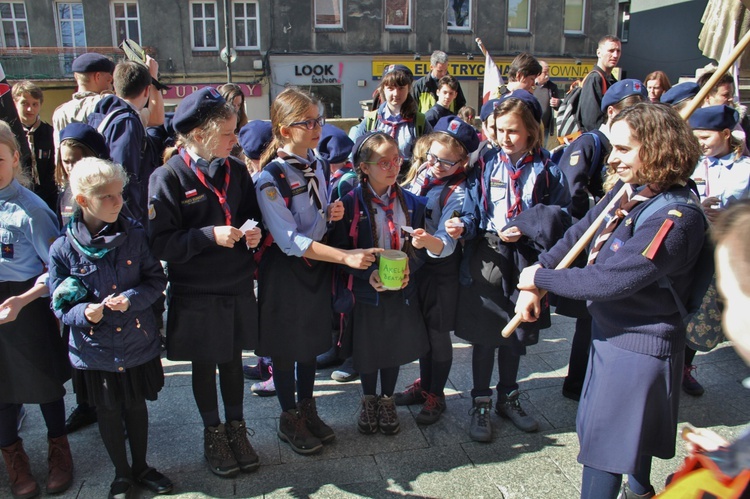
[688,105,739,131]
[660,82,700,106]
[172,87,227,134]
[601,79,647,111]
[59,123,110,159]
[238,120,273,160]
[71,53,115,74]
[318,124,355,163]
[434,115,480,153]
[480,98,502,122]
[498,89,543,122]
[382,64,413,82]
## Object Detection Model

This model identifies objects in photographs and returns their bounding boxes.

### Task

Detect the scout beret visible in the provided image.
[71,53,115,74]
[382,64,413,82]
[688,105,739,131]
[480,98,502,122]
[498,89,543,122]
[59,123,110,159]
[318,124,355,164]
[660,82,700,106]
[434,115,480,153]
[352,131,391,165]
[173,87,227,134]
[601,79,648,112]
[238,120,273,160]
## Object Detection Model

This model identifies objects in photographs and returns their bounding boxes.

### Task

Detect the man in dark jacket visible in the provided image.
[577,35,620,132]
[411,50,467,114]
[533,61,560,145]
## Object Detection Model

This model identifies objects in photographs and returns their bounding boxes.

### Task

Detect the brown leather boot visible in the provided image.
[46,435,73,494]
[1,438,40,499]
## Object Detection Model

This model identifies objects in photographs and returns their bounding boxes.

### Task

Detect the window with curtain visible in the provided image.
[0,2,29,48]
[190,1,218,50]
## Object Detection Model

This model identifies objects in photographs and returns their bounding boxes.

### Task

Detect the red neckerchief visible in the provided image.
[331,164,354,182]
[369,183,401,250]
[179,148,232,225]
[499,150,535,219]
[377,107,413,139]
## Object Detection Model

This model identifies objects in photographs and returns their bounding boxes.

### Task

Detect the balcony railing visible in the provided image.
[0,46,155,81]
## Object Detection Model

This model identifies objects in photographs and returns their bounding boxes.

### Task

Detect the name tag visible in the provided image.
[181,193,207,206]
[490,177,506,201]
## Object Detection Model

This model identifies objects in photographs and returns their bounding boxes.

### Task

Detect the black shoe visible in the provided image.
[136,467,173,494]
[64,405,97,434]
[331,357,358,382]
[108,478,134,499]
[316,346,342,369]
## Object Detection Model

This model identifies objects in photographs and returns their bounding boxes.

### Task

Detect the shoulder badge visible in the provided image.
[148,203,156,220]
[265,186,278,201]
[569,153,580,166]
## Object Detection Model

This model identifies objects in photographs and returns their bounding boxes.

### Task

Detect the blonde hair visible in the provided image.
[0,121,29,187]
[69,158,128,202]
[401,134,432,185]
[260,87,319,168]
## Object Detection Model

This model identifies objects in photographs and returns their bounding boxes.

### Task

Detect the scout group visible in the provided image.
[1,35,749,499]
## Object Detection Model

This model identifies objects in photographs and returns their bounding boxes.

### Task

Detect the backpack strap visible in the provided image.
[364,110,377,132]
[584,132,604,179]
[264,161,293,208]
[415,112,426,137]
[96,107,132,135]
[438,172,467,209]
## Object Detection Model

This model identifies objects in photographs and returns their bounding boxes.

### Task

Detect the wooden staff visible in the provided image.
[501,19,750,338]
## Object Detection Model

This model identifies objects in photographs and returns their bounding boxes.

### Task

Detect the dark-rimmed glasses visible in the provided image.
[287,116,326,130]
[363,156,403,171]
[427,151,464,169]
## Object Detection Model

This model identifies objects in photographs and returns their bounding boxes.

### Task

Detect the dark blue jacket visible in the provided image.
[555,129,611,220]
[330,186,427,306]
[49,216,167,372]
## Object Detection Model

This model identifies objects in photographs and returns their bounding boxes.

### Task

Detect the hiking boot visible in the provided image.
[1,438,39,499]
[277,410,323,455]
[16,406,26,433]
[331,357,359,382]
[46,435,73,494]
[496,390,538,433]
[415,392,446,425]
[393,378,427,406]
[250,376,276,397]
[358,395,379,434]
[682,365,705,396]
[377,396,400,435]
[469,397,493,442]
[203,424,240,478]
[64,404,97,434]
[617,481,655,498]
[243,357,271,381]
[226,420,260,473]
[298,398,335,444]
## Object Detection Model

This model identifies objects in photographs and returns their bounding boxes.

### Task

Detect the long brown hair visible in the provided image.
[218,83,249,131]
[259,87,319,168]
[377,69,417,120]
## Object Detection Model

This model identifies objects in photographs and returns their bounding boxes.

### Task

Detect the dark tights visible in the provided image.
[684,346,697,366]
[419,328,453,396]
[272,357,317,412]
[360,367,400,397]
[0,399,66,448]
[97,399,149,480]
[192,348,245,427]
[470,344,521,398]
[581,456,653,499]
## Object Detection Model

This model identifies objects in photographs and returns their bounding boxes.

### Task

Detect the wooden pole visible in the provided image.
[475,38,488,58]
[501,13,750,339]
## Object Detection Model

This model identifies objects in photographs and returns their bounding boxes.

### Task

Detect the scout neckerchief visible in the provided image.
[587,183,659,265]
[368,181,401,250]
[179,148,232,225]
[277,149,324,214]
[419,172,447,196]
[23,118,41,186]
[499,150,535,219]
[377,105,412,139]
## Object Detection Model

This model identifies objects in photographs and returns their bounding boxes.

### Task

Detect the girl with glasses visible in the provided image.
[256,88,381,455]
[456,90,570,443]
[350,65,432,168]
[330,131,428,436]
[395,116,478,425]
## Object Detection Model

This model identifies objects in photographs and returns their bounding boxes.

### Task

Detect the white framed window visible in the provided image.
[564,0,585,34]
[0,1,29,48]
[507,0,530,32]
[385,0,410,30]
[314,0,343,29]
[190,1,218,50]
[232,1,259,49]
[111,1,141,45]
[56,2,86,49]
[446,0,470,31]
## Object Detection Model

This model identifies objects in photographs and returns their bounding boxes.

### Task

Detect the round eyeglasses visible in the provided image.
[363,156,404,171]
[287,116,326,130]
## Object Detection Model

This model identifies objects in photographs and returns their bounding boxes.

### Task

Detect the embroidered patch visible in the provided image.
[148,203,156,220]
[265,187,278,201]
[1,243,13,259]
[290,181,301,189]
[180,193,207,206]
[609,238,623,253]
[490,178,505,188]
[290,185,307,196]
[185,189,198,198]
[569,153,580,166]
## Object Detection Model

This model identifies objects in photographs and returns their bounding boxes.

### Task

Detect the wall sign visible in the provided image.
[161,83,262,99]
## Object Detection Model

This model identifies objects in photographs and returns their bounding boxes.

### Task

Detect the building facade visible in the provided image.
[1,0,619,121]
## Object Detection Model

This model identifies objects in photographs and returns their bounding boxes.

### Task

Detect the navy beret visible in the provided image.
[498,89,543,122]
[688,105,739,131]
[71,53,115,74]
[660,82,700,106]
[59,123,110,160]
[601,79,647,112]
[352,131,391,165]
[433,115,480,153]
[318,124,354,164]
[480,99,502,122]
[238,120,273,160]
[173,87,227,134]
[382,64,413,81]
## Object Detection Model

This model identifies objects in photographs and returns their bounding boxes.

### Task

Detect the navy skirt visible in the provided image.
[576,322,682,474]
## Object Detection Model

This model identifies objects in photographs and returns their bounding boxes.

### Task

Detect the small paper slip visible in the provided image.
[0,308,9,320]
[401,226,415,234]
[239,219,258,232]
[446,220,464,228]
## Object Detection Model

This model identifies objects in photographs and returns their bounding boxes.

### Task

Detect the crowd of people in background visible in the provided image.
[0,35,749,499]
